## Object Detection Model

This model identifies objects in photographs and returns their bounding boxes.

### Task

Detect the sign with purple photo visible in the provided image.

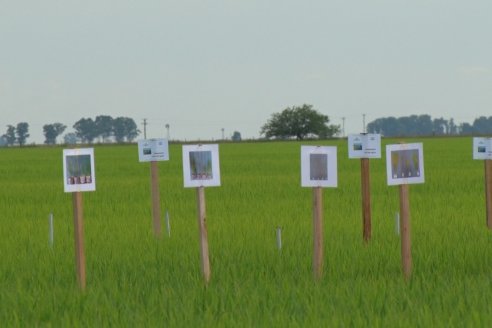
[63,148,96,192]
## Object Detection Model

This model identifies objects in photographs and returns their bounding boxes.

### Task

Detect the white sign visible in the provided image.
[473,137,492,160]
[301,146,338,187]
[386,143,425,185]
[138,139,169,162]
[182,144,221,187]
[63,148,96,192]
[348,134,381,159]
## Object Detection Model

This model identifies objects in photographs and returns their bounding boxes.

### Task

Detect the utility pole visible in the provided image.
[221,128,225,140]
[165,124,170,140]
[143,119,148,139]
[362,114,366,134]
[342,117,346,137]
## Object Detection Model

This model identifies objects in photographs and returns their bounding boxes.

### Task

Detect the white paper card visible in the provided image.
[182,144,221,187]
[386,143,425,185]
[473,137,492,160]
[138,139,169,162]
[301,146,338,187]
[63,148,96,192]
[348,134,381,159]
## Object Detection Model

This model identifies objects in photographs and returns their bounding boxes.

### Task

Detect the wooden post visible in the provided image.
[399,184,412,281]
[485,160,492,229]
[72,192,86,291]
[312,187,323,281]
[150,161,162,237]
[360,158,371,243]
[196,186,211,284]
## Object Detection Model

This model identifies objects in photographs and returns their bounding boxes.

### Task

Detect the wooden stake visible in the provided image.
[399,184,412,281]
[196,186,211,284]
[312,187,323,281]
[361,158,372,243]
[150,161,162,237]
[72,192,86,291]
[485,160,492,229]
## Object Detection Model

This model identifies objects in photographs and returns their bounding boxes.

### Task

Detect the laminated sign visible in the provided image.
[138,139,169,162]
[63,148,96,192]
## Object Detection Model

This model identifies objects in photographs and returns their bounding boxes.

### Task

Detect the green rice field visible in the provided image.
[1,137,491,326]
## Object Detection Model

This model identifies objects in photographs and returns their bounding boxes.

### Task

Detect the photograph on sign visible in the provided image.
[138,139,169,162]
[473,137,492,160]
[301,146,337,187]
[348,134,381,159]
[386,143,424,185]
[63,148,96,192]
[182,144,221,187]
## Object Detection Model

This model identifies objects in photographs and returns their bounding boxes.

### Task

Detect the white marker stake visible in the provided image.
[276,227,282,250]
[165,210,171,237]
[395,212,400,236]
[49,212,54,246]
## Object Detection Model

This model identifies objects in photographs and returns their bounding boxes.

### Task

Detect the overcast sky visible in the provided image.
[1,0,491,143]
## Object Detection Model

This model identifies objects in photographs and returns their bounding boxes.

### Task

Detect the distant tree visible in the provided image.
[472,116,492,135]
[43,123,67,144]
[432,117,449,135]
[260,104,339,140]
[94,115,114,142]
[3,125,16,146]
[113,117,140,143]
[367,115,433,137]
[73,118,97,143]
[63,133,78,145]
[232,131,242,142]
[16,122,29,146]
[459,122,474,135]
[0,135,7,147]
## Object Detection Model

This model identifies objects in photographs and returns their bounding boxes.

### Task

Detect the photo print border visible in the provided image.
[386,143,425,186]
[182,144,221,187]
[63,148,96,192]
[301,145,338,187]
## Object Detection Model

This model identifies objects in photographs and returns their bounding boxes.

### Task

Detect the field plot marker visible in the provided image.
[348,134,381,243]
[485,160,492,229]
[137,139,169,238]
[150,161,162,237]
[196,186,211,283]
[276,227,283,251]
[472,138,492,228]
[312,187,323,280]
[49,212,54,246]
[63,148,95,291]
[72,192,86,290]
[395,212,400,236]
[360,158,372,242]
[182,144,221,285]
[301,146,337,281]
[165,210,171,237]
[386,143,424,281]
[399,184,411,280]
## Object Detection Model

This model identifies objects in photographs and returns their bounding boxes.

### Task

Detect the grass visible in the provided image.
[0,137,491,326]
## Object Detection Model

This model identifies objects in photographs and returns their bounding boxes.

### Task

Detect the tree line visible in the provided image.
[366,115,492,137]
[1,115,139,146]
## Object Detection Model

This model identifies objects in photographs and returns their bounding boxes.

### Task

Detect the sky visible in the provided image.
[1,0,491,143]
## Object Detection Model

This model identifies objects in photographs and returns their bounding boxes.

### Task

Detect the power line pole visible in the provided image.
[143,119,147,139]
[165,124,170,140]
[342,117,346,137]
[362,114,366,133]
[221,128,225,140]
